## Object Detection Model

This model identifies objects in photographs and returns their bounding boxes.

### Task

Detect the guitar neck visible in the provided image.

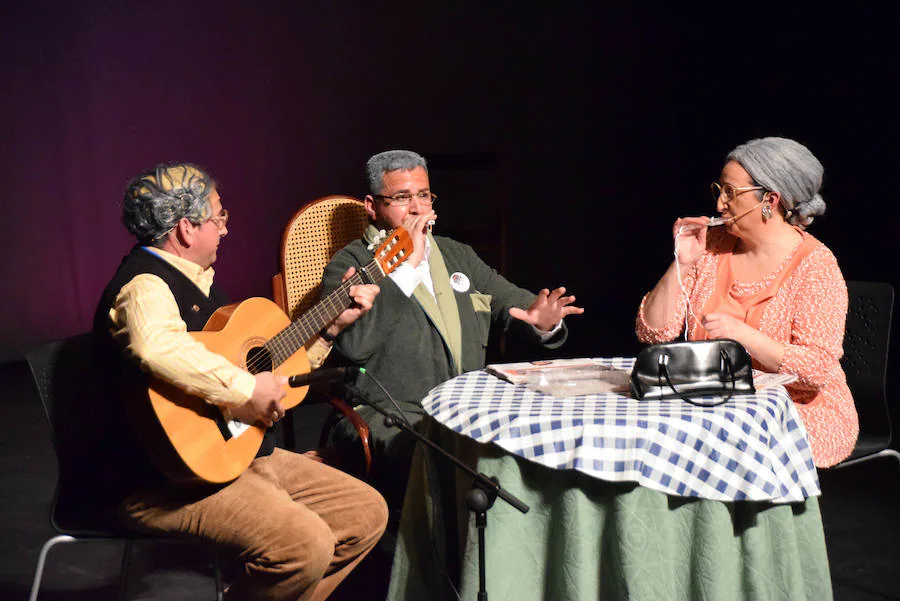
[265,259,385,366]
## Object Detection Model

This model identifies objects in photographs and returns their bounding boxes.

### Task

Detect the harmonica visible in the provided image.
[427,219,435,233]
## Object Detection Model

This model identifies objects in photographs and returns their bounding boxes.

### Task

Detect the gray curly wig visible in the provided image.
[122,163,216,245]
[365,150,428,195]
[727,137,826,229]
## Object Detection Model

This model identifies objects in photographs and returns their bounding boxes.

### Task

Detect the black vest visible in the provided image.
[94,246,230,334]
[92,246,273,501]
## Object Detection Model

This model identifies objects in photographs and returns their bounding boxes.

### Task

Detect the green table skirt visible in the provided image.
[387,419,832,601]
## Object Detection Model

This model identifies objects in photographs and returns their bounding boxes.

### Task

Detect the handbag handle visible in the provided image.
[656,349,735,407]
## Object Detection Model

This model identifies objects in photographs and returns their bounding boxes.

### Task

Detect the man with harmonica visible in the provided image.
[94,162,388,601]
[321,149,584,513]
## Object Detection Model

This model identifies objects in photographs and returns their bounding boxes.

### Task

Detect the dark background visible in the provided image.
[2,4,899,599]
[2,2,896,376]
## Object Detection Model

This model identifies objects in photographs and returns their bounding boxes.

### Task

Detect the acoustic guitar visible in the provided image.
[134,227,412,485]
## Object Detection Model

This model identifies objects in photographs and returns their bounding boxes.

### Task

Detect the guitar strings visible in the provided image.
[243,261,378,374]
[244,228,408,374]
[244,275,361,373]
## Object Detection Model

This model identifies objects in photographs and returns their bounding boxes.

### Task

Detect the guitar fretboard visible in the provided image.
[264,258,385,367]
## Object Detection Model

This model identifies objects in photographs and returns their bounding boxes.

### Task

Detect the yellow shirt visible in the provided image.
[108,247,331,407]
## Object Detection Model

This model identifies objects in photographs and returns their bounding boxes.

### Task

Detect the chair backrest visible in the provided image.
[842,281,895,440]
[273,195,369,321]
[26,333,127,534]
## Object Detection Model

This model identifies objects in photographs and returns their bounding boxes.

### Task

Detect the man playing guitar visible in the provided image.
[93,162,388,601]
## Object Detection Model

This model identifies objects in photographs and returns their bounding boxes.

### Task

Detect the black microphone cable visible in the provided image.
[356,368,415,427]
[350,369,462,601]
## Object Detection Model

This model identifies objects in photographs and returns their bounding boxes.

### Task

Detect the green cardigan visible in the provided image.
[322,229,567,414]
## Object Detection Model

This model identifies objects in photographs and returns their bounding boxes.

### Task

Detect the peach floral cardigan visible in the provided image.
[636,228,858,467]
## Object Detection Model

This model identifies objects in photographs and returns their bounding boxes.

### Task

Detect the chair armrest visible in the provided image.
[320,397,372,478]
[272,273,287,313]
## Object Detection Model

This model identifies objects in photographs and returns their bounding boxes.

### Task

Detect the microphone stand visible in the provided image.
[340,382,528,601]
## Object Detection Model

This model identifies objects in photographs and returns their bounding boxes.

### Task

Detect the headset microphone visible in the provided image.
[723,200,766,225]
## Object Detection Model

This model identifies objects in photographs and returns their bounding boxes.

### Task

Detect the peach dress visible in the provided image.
[636,228,858,467]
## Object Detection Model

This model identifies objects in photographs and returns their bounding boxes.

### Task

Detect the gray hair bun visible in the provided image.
[790,193,827,228]
[727,137,826,229]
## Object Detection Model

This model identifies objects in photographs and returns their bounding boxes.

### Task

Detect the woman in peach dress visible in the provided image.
[636,137,857,467]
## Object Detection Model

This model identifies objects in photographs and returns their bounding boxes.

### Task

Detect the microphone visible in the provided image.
[288,367,359,388]
[722,200,766,225]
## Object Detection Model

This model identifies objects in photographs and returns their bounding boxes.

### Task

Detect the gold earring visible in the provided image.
[761,203,773,221]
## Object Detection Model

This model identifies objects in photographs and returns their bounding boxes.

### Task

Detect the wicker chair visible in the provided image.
[273,195,373,475]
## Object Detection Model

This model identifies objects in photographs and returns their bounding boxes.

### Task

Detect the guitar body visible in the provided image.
[132,226,413,485]
[142,297,311,485]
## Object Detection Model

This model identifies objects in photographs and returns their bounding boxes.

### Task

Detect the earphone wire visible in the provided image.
[673,200,767,340]
[673,226,702,341]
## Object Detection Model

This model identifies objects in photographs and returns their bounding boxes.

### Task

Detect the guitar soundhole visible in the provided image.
[246,346,274,375]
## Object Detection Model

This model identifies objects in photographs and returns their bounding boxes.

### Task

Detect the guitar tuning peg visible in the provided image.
[368,229,388,251]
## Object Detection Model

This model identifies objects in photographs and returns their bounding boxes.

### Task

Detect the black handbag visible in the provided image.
[630,339,755,406]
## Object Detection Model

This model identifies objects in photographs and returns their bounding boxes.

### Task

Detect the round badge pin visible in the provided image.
[449,272,470,292]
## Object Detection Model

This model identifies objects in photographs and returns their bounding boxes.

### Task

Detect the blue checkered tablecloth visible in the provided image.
[421,358,820,503]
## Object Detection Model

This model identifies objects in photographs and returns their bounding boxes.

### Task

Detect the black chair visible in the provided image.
[26,333,224,601]
[834,281,899,469]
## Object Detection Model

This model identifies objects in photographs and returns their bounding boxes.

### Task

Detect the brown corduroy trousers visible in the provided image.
[120,448,388,601]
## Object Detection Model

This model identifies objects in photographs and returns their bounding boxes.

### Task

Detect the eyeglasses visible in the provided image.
[710,182,764,203]
[150,208,229,242]
[206,209,229,229]
[373,191,437,207]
